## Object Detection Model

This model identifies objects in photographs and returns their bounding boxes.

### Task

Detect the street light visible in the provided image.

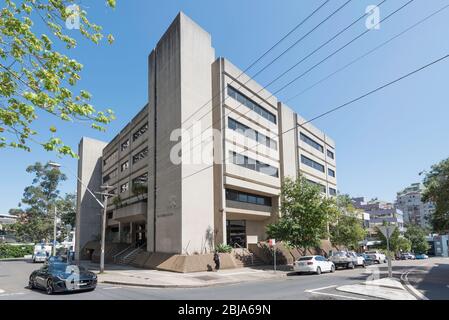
[48,162,112,273]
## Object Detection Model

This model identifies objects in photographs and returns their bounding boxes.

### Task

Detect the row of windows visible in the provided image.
[301,155,325,173]
[133,122,148,142]
[306,180,337,196]
[300,132,323,153]
[226,189,272,206]
[103,150,118,167]
[299,132,335,160]
[328,168,335,177]
[119,172,149,194]
[228,117,277,150]
[230,151,279,177]
[133,147,148,164]
[103,168,118,184]
[227,86,277,124]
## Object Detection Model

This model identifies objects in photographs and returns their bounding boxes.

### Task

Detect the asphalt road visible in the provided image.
[0,258,448,300]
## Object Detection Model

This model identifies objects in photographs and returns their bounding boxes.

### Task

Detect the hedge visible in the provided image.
[0,244,34,259]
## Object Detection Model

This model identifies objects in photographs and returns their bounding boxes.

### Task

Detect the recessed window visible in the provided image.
[327,149,334,159]
[301,155,325,173]
[328,168,335,177]
[121,161,129,172]
[228,117,277,150]
[225,189,272,206]
[300,132,323,153]
[230,151,278,177]
[133,122,148,141]
[103,168,117,183]
[306,179,326,193]
[227,86,276,124]
[121,139,130,151]
[329,188,337,196]
[133,147,148,164]
[103,150,118,167]
[120,182,129,193]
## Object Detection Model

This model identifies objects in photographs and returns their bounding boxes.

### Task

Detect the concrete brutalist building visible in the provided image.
[76,13,337,263]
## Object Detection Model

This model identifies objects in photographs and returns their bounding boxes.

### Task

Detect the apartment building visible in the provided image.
[395,183,434,229]
[76,12,337,258]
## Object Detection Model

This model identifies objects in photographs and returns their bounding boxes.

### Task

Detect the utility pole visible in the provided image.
[386,227,392,278]
[97,186,114,274]
[53,205,57,256]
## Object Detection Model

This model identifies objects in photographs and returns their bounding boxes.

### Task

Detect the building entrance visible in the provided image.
[226,220,246,248]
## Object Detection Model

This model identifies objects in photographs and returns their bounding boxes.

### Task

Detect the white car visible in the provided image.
[293,255,335,275]
[32,251,47,263]
[365,250,387,264]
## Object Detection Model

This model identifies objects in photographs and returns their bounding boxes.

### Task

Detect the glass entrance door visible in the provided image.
[226,220,246,248]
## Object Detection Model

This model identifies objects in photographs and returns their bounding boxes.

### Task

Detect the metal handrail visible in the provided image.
[113,244,134,263]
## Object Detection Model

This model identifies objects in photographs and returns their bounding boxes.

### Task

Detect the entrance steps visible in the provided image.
[114,244,146,265]
[232,248,265,268]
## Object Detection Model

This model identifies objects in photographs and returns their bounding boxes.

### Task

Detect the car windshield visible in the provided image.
[49,263,86,273]
[333,252,347,256]
[298,257,313,261]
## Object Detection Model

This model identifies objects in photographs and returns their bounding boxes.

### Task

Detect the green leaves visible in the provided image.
[107,0,117,8]
[0,0,117,157]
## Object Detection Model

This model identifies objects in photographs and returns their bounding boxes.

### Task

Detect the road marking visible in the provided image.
[0,292,25,297]
[305,285,366,300]
[400,271,429,300]
[102,286,122,290]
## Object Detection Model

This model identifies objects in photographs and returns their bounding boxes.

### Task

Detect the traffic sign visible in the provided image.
[378,225,396,239]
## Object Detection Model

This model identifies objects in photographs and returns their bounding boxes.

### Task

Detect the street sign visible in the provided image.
[378,225,396,238]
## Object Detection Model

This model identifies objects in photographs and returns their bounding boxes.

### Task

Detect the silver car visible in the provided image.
[32,252,48,263]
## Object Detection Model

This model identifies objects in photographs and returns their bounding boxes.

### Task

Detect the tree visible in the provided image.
[329,194,366,250]
[0,0,116,156]
[266,176,338,254]
[422,157,449,233]
[8,161,70,242]
[404,224,430,254]
[375,225,411,255]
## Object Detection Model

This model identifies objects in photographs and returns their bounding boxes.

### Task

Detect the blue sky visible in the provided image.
[1,0,449,213]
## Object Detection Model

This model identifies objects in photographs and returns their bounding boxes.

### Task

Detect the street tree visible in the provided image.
[422,157,449,233]
[266,176,338,254]
[8,161,72,242]
[375,225,411,256]
[0,0,116,156]
[330,195,366,250]
[404,224,430,254]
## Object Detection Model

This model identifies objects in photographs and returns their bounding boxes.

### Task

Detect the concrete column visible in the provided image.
[118,222,121,243]
[129,222,133,244]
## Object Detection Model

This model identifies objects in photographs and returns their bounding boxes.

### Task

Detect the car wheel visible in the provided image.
[46,279,54,295]
[316,267,321,275]
[330,265,335,273]
[348,262,355,269]
[28,277,35,289]
[362,261,366,268]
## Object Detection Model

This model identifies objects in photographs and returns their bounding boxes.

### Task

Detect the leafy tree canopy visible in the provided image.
[404,224,430,254]
[0,0,116,156]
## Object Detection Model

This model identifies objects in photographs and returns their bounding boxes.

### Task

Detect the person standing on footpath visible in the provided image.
[213,251,220,271]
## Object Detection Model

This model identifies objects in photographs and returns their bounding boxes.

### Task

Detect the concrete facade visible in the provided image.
[395,183,434,229]
[76,12,337,256]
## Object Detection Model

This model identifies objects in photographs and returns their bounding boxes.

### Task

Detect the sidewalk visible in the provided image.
[81,261,289,288]
[336,277,417,300]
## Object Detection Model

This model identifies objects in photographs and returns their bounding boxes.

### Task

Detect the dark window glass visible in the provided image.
[227,86,276,124]
[227,117,277,150]
[329,188,337,196]
[133,122,148,141]
[121,139,130,151]
[327,149,334,159]
[133,147,148,164]
[328,168,335,177]
[301,155,325,173]
[306,179,326,193]
[300,132,323,153]
[225,189,272,207]
[230,151,278,177]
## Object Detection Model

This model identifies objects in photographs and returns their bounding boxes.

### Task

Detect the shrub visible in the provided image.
[215,243,232,253]
[0,244,34,259]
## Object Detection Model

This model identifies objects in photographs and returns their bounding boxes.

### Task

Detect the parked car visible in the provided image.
[329,251,358,269]
[293,255,335,275]
[29,262,97,294]
[358,253,375,265]
[415,254,428,259]
[365,250,387,264]
[32,251,47,263]
[400,253,416,260]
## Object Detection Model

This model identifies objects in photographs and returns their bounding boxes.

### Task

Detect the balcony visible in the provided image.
[113,200,147,223]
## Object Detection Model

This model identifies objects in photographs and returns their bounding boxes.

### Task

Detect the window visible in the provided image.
[103,168,117,183]
[301,155,325,173]
[133,147,148,164]
[107,212,113,219]
[329,188,337,196]
[133,122,148,141]
[228,117,277,150]
[132,173,148,187]
[120,182,129,193]
[227,86,277,124]
[225,189,272,206]
[300,132,323,153]
[328,168,335,177]
[121,161,129,172]
[327,149,334,159]
[103,150,118,167]
[230,151,278,177]
[306,179,326,193]
[121,139,130,151]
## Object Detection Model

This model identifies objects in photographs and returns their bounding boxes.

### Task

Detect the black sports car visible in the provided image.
[29,262,97,294]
